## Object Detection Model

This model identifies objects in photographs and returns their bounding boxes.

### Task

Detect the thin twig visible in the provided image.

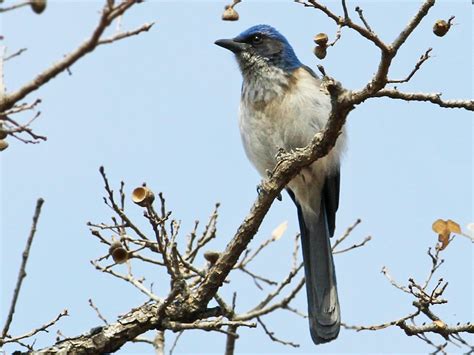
[355,6,373,32]
[4,48,27,62]
[0,0,29,13]
[2,198,44,339]
[333,235,372,254]
[388,48,432,84]
[374,89,474,111]
[98,22,154,45]
[381,266,411,293]
[332,218,361,250]
[1,310,68,345]
[88,299,109,325]
[257,317,299,348]
[169,331,183,355]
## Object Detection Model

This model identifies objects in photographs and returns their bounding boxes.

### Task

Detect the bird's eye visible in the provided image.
[251,34,263,45]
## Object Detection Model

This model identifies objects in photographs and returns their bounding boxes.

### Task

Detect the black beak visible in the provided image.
[214,38,248,53]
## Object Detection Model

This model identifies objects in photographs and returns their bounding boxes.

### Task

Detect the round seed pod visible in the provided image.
[0,140,9,152]
[313,33,328,46]
[109,240,123,255]
[132,186,155,207]
[111,246,128,264]
[204,251,220,265]
[433,20,450,37]
[31,0,47,14]
[0,129,7,140]
[313,45,327,60]
[222,7,239,21]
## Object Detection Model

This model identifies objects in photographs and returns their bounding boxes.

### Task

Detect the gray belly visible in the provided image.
[239,109,317,177]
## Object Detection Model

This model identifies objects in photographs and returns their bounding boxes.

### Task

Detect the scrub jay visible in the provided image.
[215,24,345,344]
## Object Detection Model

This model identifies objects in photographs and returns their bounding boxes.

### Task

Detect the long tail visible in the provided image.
[296,198,340,344]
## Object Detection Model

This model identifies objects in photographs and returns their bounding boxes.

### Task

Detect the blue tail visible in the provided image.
[288,172,341,344]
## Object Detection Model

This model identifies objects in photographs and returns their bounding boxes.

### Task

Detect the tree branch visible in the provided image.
[0,0,149,113]
[373,89,474,110]
[1,198,44,341]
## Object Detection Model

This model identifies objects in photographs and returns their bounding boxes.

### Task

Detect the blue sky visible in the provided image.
[1,1,472,353]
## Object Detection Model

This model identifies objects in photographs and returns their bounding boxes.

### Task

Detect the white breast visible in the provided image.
[239,67,345,180]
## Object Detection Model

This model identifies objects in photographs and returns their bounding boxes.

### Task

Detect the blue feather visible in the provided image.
[235,25,302,71]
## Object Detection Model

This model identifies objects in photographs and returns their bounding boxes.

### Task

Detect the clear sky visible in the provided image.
[1,0,472,354]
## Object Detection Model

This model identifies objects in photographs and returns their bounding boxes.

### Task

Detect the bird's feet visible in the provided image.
[256,184,282,201]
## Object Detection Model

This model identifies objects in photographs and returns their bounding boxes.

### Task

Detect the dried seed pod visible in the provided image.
[204,250,220,265]
[313,33,328,46]
[313,45,327,60]
[222,7,239,21]
[111,246,128,264]
[108,240,123,255]
[0,128,7,140]
[132,186,155,207]
[31,0,47,14]
[0,140,9,151]
[433,20,450,37]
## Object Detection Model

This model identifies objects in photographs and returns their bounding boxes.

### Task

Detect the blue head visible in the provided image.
[215,25,302,73]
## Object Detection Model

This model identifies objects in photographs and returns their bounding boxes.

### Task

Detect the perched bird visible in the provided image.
[215,25,346,344]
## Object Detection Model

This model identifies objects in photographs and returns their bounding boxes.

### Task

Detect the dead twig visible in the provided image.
[1,198,45,341]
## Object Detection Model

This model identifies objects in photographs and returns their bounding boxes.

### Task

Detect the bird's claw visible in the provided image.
[275,147,287,161]
[257,185,282,201]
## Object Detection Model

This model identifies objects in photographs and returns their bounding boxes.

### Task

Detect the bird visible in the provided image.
[215,24,346,344]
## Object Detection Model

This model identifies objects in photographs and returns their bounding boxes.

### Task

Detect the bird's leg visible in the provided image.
[256,184,282,201]
[275,147,288,161]
[256,170,282,201]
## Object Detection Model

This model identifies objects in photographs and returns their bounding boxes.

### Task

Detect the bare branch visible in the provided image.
[0,0,29,13]
[332,218,361,250]
[391,0,435,52]
[1,198,44,340]
[341,0,348,21]
[0,0,149,113]
[387,48,432,84]
[333,235,372,254]
[381,266,411,293]
[1,310,68,346]
[4,48,28,62]
[98,22,155,45]
[296,0,388,51]
[355,6,373,32]
[342,308,420,332]
[257,317,299,348]
[398,320,474,337]
[169,331,183,355]
[91,260,161,302]
[373,89,474,111]
[88,299,109,325]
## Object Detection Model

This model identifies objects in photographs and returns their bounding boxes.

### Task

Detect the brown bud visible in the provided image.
[0,128,7,140]
[313,45,327,60]
[132,186,155,207]
[222,7,239,21]
[313,33,328,46]
[433,20,450,37]
[204,250,220,265]
[31,0,47,14]
[111,246,128,264]
[0,140,9,152]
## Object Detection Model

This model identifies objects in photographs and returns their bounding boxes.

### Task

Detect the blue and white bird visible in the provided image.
[215,25,346,344]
